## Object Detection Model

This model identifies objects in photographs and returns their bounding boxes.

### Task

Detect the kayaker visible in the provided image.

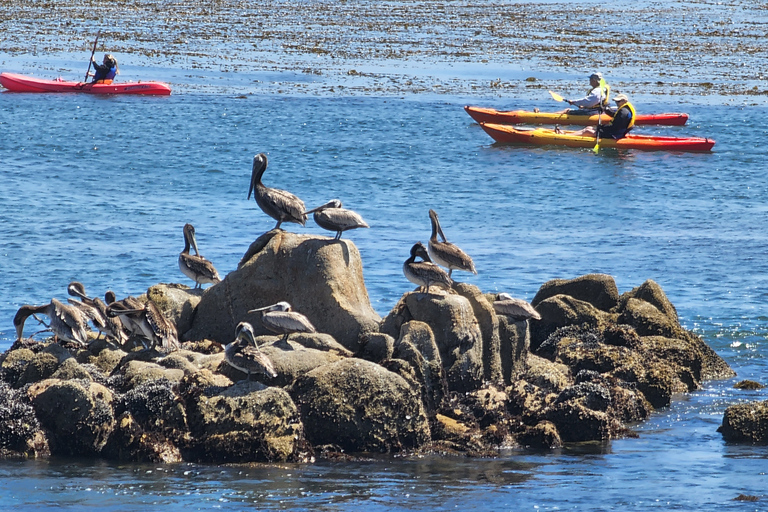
[568,93,635,139]
[560,73,610,114]
[89,54,119,84]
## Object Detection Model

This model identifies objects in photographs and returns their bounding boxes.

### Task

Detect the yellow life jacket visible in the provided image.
[587,78,611,108]
[614,101,636,130]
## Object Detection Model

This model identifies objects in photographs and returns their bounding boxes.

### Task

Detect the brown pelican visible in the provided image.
[493,292,541,321]
[307,199,369,240]
[427,209,477,278]
[68,282,128,346]
[225,322,278,380]
[179,223,221,289]
[14,298,89,346]
[403,241,452,293]
[105,291,145,341]
[107,300,179,353]
[248,153,307,230]
[248,301,316,341]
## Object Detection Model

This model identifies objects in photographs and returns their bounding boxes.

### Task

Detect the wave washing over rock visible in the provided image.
[0,231,739,462]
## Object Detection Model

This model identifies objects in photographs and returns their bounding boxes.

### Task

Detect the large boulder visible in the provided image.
[290,358,430,452]
[530,295,613,351]
[185,381,302,462]
[183,230,381,350]
[27,379,114,456]
[453,283,503,385]
[0,381,49,459]
[532,274,619,312]
[718,400,768,443]
[383,291,484,392]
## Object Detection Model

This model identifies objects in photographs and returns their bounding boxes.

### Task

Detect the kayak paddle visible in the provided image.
[548,90,567,103]
[84,30,101,83]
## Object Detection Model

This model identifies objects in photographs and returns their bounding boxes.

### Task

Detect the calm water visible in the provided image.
[2,65,768,509]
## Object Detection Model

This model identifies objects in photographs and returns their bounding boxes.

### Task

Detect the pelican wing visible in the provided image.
[51,298,89,345]
[428,240,477,274]
[262,311,316,335]
[145,302,179,352]
[179,253,221,284]
[493,298,541,321]
[239,345,278,378]
[314,208,369,232]
[260,187,307,225]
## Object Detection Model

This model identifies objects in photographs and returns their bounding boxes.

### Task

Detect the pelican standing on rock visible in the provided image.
[179,223,221,289]
[403,241,452,293]
[225,322,278,380]
[248,301,316,341]
[106,300,179,353]
[14,298,89,346]
[427,209,477,278]
[248,153,307,230]
[493,293,541,321]
[308,199,369,240]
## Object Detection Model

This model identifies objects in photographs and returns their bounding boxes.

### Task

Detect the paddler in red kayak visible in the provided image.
[89,54,119,84]
[568,93,636,140]
[559,72,611,114]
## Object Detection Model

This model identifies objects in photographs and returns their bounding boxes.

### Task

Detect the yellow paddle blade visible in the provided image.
[548,90,565,102]
[593,139,600,154]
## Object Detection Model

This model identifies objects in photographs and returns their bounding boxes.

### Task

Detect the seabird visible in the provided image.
[225,322,278,380]
[106,300,179,353]
[493,292,541,321]
[248,153,307,230]
[427,209,477,278]
[307,199,369,240]
[179,223,222,289]
[14,298,89,346]
[403,241,452,293]
[67,282,128,346]
[248,301,316,341]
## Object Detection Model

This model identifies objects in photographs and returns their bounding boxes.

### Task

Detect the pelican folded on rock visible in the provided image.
[106,300,179,353]
[14,298,89,346]
[248,153,307,230]
[493,292,541,321]
[179,223,221,289]
[403,241,452,293]
[427,209,477,278]
[307,199,369,240]
[225,322,278,380]
[248,301,316,342]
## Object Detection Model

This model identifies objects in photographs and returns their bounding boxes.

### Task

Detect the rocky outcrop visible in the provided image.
[0,248,736,460]
[718,401,768,443]
[184,230,381,350]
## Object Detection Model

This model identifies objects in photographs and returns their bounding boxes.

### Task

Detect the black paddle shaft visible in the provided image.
[84,31,101,83]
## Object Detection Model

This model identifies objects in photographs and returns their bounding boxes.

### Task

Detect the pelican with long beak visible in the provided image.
[403,241,452,293]
[248,153,307,230]
[307,199,369,240]
[427,209,477,278]
[106,300,179,353]
[225,322,278,380]
[179,223,221,289]
[248,301,316,341]
[493,292,541,321]
[14,298,89,346]
[68,282,128,346]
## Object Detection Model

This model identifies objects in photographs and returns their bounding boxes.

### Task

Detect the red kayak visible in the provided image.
[0,72,172,95]
[478,123,715,152]
[465,105,688,126]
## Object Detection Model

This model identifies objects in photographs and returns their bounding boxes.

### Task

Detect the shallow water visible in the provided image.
[3,0,768,509]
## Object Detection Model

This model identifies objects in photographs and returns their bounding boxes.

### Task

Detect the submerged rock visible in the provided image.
[718,400,768,443]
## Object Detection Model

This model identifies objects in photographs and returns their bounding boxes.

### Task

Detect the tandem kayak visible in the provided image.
[0,72,171,95]
[478,123,715,151]
[465,105,688,126]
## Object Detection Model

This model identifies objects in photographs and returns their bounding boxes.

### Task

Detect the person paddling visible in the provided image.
[571,93,636,140]
[89,54,119,84]
[560,72,610,114]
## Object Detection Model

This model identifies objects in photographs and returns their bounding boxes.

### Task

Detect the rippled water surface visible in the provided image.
[3,1,768,507]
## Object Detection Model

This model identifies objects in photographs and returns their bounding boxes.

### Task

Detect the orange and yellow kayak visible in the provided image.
[478,123,715,151]
[465,105,688,126]
[0,72,171,95]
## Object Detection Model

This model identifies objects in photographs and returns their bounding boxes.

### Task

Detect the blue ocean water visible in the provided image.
[2,69,768,510]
